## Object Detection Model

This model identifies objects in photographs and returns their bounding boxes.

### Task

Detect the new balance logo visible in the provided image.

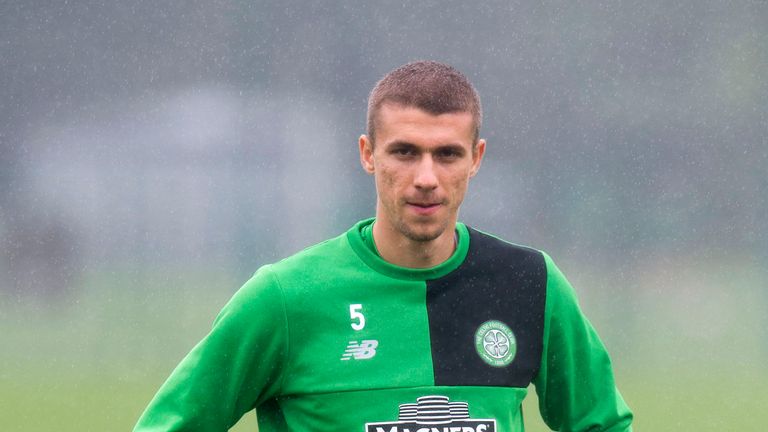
[341,339,379,360]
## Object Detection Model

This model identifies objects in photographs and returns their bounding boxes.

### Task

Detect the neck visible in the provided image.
[372,219,457,269]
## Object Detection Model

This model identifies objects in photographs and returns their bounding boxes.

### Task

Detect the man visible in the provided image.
[135,61,633,431]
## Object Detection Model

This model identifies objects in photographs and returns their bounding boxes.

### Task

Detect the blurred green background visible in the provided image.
[1,1,766,431]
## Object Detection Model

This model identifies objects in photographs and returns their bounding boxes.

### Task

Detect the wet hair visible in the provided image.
[366,60,482,145]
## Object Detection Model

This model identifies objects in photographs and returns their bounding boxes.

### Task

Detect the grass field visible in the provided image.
[2,261,766,431]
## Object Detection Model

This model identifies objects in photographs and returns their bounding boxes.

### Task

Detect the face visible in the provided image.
[359,104,485,243]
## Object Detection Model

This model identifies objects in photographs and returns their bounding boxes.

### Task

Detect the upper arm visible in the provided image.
[133,266,289,431]
[533,252,633,432]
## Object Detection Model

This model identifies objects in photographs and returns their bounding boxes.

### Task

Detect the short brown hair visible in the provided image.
[366,61,482,144]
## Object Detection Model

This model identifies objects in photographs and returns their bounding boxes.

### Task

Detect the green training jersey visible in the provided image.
[134,218,633,431]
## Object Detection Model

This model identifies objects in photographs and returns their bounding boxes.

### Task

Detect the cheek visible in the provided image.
[377,165,402,189]
[374,172,396,205]
[448,176,471,199]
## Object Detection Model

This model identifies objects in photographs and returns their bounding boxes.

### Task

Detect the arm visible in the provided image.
[533,253,633,432]
[133,266,289,431]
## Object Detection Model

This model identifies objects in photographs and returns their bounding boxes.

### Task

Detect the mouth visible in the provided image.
[406,201,443,216]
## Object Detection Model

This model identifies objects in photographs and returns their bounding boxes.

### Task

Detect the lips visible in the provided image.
[406,201,442,216]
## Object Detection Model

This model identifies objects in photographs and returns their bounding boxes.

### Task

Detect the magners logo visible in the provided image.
[365,395,496,432]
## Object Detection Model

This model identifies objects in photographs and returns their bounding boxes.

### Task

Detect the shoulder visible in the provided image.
[466,228,583,319]
[464,226,546,271]
[462,226,575,303]
[221,234,354,321]
[464,226,571,285]
[268,231,352,274]
[249,230,365,298]
[452,226,550,308]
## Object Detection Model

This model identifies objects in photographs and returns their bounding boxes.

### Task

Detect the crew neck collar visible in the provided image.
[347,218,470,280]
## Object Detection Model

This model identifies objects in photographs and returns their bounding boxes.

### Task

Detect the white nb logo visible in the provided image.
[341,340,379,360]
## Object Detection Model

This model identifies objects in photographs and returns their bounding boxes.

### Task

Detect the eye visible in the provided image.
[390,146,417,157]
[435,148,463,160]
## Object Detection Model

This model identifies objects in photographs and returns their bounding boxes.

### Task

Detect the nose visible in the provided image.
[413,155,438,190]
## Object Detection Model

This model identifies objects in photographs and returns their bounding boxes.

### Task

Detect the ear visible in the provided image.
[469,138,486,178]
[359,134,375,175]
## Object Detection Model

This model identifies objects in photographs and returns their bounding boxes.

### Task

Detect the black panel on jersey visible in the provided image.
[426,228,546,387]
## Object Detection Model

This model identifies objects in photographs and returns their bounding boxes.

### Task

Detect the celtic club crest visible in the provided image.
[474,320,517,367]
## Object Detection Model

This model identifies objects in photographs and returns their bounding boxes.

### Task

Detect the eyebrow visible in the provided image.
[385,140,466,153]
[385,140,417,149]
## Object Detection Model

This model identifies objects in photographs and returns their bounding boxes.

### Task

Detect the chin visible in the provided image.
[398,221,448,243]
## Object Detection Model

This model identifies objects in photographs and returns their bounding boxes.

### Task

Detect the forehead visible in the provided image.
[375,104,475,148]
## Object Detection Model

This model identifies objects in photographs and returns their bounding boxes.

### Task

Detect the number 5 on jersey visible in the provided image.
[343,304,378,361]
[350,304,365,330]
